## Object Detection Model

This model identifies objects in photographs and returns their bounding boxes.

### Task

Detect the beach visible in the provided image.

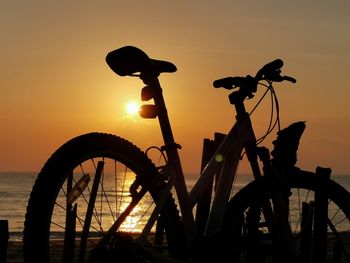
[6,241,23,263]
[2,172,350,262]
[4,232,350,262]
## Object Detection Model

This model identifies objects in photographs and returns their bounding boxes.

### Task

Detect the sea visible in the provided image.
[1,172,350,241]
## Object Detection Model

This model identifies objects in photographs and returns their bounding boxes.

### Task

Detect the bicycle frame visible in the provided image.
[148,76,263,246]
[190,112,261,236]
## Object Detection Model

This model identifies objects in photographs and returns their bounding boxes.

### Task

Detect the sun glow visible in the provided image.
[125,101,140,116]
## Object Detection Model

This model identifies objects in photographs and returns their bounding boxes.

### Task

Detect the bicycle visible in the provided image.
[23,46,350,262]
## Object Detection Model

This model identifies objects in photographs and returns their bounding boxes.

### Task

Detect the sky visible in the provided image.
[1,0,350,175]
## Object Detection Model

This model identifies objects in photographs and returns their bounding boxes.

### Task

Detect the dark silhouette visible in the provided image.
[21,46,350,262]
[0,220,9,263]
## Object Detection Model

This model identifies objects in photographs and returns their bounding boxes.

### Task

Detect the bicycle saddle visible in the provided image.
[106,46,177,77]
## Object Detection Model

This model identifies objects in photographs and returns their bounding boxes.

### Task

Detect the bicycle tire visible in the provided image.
[221,171,350,262]
[23,132,186,262]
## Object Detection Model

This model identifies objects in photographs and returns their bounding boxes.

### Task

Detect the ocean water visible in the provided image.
[1,172,350,241]
[0,172,37,240]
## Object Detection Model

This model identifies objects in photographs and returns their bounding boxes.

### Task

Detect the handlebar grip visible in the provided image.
[213,77,233,88]
[283,75,297,83]
[213,77,247,89]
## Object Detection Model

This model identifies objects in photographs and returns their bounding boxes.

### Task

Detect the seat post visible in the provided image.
[149,79,177,152]
[149,77,197,245]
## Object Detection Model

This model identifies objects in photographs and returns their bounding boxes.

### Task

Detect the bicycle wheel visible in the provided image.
[221,171,350,262]
[24,133,186,262]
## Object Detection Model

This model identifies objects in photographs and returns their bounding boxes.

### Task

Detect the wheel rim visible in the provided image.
[224,175,350,262]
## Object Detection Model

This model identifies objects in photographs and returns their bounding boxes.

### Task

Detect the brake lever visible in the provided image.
[262,69,283,82]
[263,70,297,84]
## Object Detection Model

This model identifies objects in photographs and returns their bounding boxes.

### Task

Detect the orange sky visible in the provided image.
[1,1,350,175]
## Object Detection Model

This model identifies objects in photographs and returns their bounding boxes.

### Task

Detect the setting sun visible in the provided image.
[125,101,140,116]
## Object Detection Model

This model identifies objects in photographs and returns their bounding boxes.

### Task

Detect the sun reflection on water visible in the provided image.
[51,168,157,240]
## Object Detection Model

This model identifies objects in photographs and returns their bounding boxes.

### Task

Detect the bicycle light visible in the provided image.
[141,85,154,101]
[139,104,158,118]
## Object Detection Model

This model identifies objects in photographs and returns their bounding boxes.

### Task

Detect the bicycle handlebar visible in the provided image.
[213,77,247,89]
[213,59,296,91]
[282,75,297,83]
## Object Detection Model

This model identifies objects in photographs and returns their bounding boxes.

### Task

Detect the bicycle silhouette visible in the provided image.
[23,46,350,262]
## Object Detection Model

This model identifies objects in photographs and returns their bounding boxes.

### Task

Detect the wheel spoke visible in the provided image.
[327,218,350,262]
[100,186,147,246]
[24,133,183,262]
[224,174,350,262]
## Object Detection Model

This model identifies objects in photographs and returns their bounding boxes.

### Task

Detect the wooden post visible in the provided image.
[195,133,226,236]
[155,215,164,246]
[79,161,104,262]
[195,138,215,236]
[63,204,77,263]
[332,241,341,263]
[0,220,9,263]
[300,201,314,263]
[312,166,331,263]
